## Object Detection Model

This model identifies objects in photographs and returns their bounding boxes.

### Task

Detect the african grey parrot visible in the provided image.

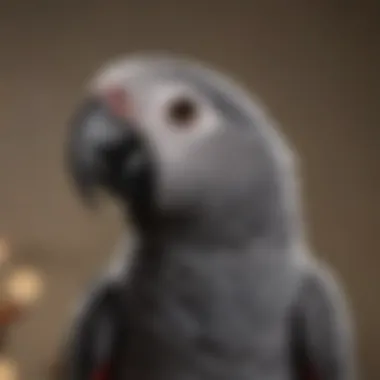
[63,54,356,380]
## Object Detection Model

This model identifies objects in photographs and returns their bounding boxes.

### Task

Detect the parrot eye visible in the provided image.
[150,83,217,136]
[166,97,199,128]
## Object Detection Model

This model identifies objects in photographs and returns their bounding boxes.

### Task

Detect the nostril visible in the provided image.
[102,86,133,118]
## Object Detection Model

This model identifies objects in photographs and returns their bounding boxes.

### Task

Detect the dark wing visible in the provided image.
[291,265,356,380]
[61,277,127,380]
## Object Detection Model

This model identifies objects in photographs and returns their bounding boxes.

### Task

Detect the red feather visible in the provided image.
[92,363,110,380]
[303,363,318,380]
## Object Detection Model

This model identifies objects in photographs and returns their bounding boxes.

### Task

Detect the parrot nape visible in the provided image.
[63,53,356,380]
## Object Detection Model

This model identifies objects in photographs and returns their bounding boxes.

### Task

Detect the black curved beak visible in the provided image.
[66,97,154,211]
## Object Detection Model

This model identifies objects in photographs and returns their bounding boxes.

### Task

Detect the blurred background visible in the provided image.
[0,0,378,379]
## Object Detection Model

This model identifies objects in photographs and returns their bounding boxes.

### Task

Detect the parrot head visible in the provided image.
[67,54,300,245]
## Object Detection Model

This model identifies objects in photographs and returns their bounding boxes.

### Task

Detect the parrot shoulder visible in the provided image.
[290,257,356,380]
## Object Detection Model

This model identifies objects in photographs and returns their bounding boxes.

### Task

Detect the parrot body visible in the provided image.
[64,54,356,380]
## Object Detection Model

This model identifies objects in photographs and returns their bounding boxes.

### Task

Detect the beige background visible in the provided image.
[0,1,379,379]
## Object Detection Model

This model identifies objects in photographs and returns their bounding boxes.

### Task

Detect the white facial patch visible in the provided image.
[137,80,221,167]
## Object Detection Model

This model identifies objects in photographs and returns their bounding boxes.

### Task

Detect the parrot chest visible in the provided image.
[123,249,297,379]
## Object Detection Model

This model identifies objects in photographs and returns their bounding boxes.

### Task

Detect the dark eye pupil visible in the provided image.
[169,98,197,125]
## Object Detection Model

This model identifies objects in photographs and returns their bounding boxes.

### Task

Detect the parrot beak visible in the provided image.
[66,97,154,212]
